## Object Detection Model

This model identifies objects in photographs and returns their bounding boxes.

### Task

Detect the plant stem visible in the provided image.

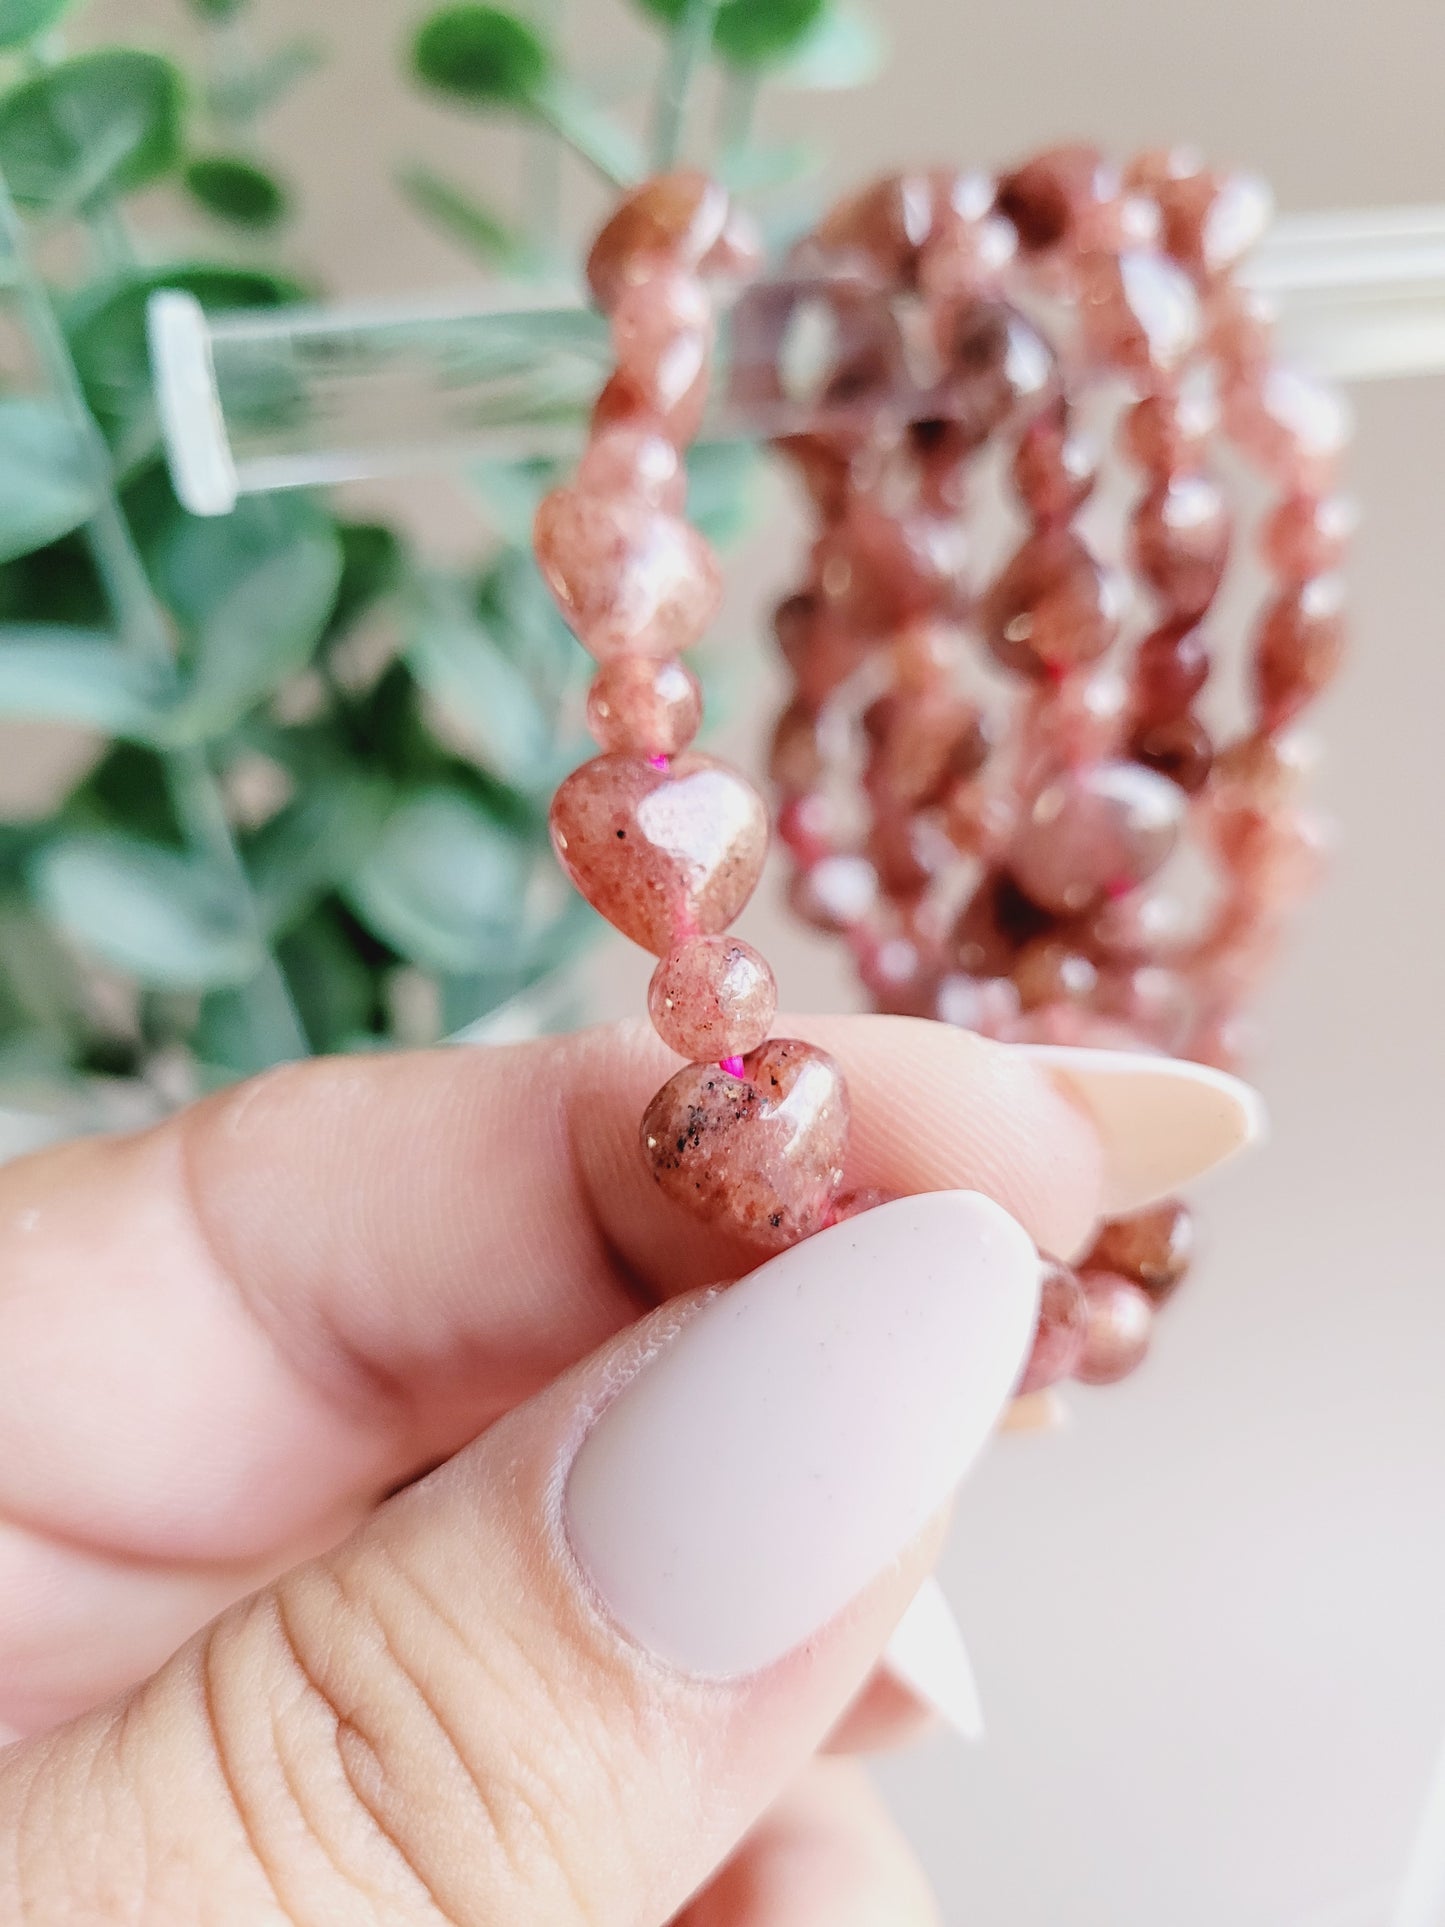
[532,78,640,192]
[0,172,309,1065]
[716,63,759,166]
[651,0,723,171]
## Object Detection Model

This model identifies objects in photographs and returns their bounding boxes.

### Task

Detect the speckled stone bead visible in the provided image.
[586,168,731,311]
[647,935,778,1062]
[641,1039,851,1250]
[981,529,1122,679]
[534,488,722,661]
[1008,762,1185,914]
[549,751,768,955]
[585,657,702,757]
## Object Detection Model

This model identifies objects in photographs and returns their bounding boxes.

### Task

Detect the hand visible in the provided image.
[0,1015,1236,1923]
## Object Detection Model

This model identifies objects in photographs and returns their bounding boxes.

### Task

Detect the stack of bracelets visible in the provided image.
[539,145,1350,1401]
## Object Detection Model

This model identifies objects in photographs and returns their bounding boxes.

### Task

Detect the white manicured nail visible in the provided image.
[566,1192,1040,1678]
[881,1578,984,1742]
[1013,1045,1266,1214]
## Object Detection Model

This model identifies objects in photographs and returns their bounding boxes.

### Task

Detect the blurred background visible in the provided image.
[4,0,1445,1919]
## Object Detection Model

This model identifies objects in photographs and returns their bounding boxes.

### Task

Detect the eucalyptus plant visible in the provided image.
[0,0,883,1121]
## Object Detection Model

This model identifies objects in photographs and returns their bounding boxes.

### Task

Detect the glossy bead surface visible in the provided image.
[1079,250,1200,378]
[1019,1257,1089,1392]
[1084,1200,1194,1303]
[534,488,721,661]
[1258,493,1356,580]
[1119,381,1219,476]
[1225,365,1351,491]
[585,657,702,756]
[641,1039,851,1249]
[981,529,1121,679]
[549,751,768,955]
[1075,1271,1154,1383]
[1130,619,1211,723]
[1131,475,1231,618]
[648,935,777,1062]
[996,143,1119,252]
[586,168,731,310]
[933,297,1057,444]
[1008,761,1185,913]
[1130,712,1215,793]
[1252,578,1346,730]
[575,425,686,511]
[610,269,713,414]
[1012,405,1097,523]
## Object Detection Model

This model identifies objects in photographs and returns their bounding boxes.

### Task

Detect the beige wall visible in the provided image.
[76,1,1445,1918]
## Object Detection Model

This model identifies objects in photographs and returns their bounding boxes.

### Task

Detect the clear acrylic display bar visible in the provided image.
[147,201,1445,516]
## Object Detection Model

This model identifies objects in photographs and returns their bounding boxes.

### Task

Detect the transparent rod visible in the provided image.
[147,203,1445,516]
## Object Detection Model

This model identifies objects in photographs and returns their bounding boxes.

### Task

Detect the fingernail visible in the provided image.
[1011,1045,1266,1214]
[881,1578,984,1742]
[566,1192,1040,1677]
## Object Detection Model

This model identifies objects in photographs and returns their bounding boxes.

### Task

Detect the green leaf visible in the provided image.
[278,909,381,1053]
[249,769,392,935]
[412,6,552,104]
[32,833,259,989]
[343,786,531,974]
[0,51,185,211]
[406,599,553,790]
[329,521,404,636]
[159,500,344,741]
[396,161,519,267]
[66,264,301,468]
[0,0,74,52]
[771,0,886,85]
[206,37,323,124]
[0,531,107,628]
[477,548,582,700]
[632,0,826,64]
[0,625,176,739]
[717,138,823,193]
[0,399,97,566]
[67,741,182,845]
[184,154,289,229]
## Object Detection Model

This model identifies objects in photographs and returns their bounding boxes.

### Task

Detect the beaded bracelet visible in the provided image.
[540,148,1349,1397]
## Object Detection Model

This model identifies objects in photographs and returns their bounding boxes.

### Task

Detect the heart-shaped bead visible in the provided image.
[550,751,768,956]
[641,1038,851,1249]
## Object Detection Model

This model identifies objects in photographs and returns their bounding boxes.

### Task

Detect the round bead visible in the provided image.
[648,935,777,1062]
[534,487,721,661]
[575,425,686,512]
[1084,1200,1194,1303]
[996,143,1121,253]
[1224,365,1351,492]
[1012,404,1097,523]
[585,657,702,757]
[1008,761,1185,914]
[1019,1257,1089,1392]
[981,529,1122,680]
[1130,712,1215,793]
[1075,1271,1154,1383]
[1119,379,1220,477]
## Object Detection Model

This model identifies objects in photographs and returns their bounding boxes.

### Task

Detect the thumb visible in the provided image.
[0,1191,1038,1926]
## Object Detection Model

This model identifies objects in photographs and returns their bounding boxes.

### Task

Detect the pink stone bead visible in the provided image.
[1075,1271,1154,1383]
[586,168,731,311]
[1224,365,1352,492]
[768,698,824,794]
[1207,284,1277,378]
[1084,1199,1194,1304]
[775,790,841,868]
[640,1038,851,1249]
[932,297,1057,445]
[863,691,991,809]
[1252,577,1346,731]
[590,365,707,446]
[1131,474,1232,619]
[1012,404,1098,524]
[534,487,721,661]
[648,935,777,1062]
[995,143,1123,253]
[610,268,713,416]
[934,971,1022,1036]
[826,1186,896,1225]
[981,529,1123,680]
[575,424,686,512]
[1143,154,1273,279]
[1018,1257,1089,1392]
[1009,761,1186,914]
[812,171,939,278]
[1130,618,1211,723]
[1011,937,1099,1011]
[788,853,880,932]
[1093,962,1194,1052]
[1079,250,1201,379]
[1130,712,1215,794]
[549,751,768,956]
[854,928,941,1017]
[814,499,970,631]
[1118,378,1220,476]
[585,657,702,756]
[1258,492,1357,580]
